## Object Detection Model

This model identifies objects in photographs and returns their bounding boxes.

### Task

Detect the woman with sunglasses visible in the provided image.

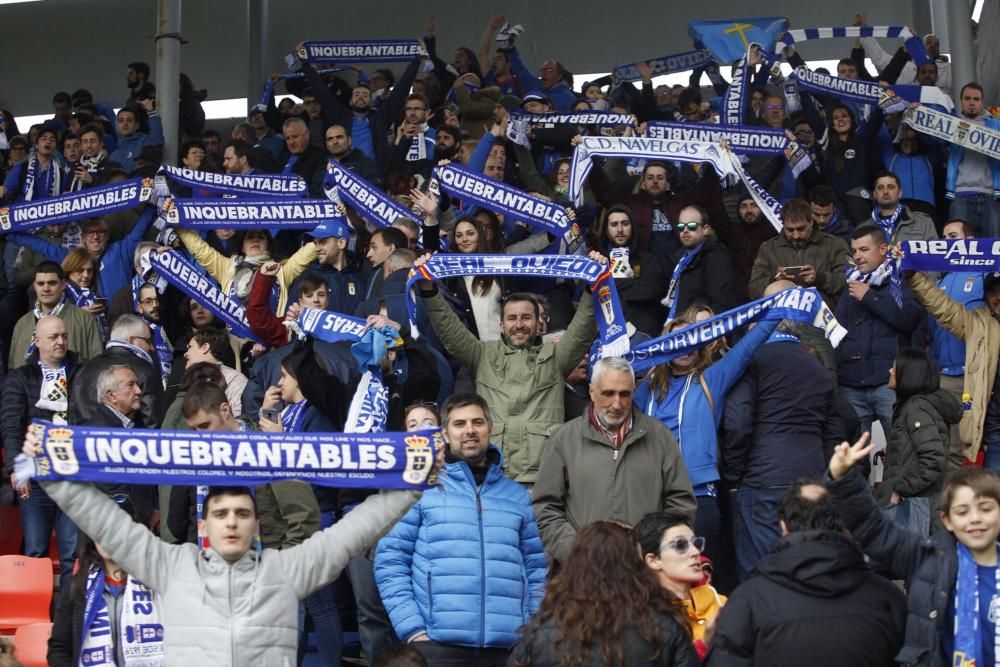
[509,520,700,666]
[635,512,726,661]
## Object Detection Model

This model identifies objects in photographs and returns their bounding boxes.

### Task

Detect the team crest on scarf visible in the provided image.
[403,432,443,485]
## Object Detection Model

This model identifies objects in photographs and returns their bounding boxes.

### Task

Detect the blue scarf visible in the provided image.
[845,257,903,307]
[0,178,154,233]
[105,340,154,366]
[22,149,62,202]
[620,287,846,373]
[954,542,1000,667]
[280,399,309,433]
[66,281,108,340]
[873,204,904,241]
[346,326,402,434]
[131,276,171,382]
[408,254,630,356]
[431,163,571,237]
[509,110,636,129]
[80,564,164,666]
[160,197,341,229]
[611,49,713,84]
[285,307,368,343]
[778,25,931,66]
[901,238,1000,272]
[159,165,307,198]
[296,39,426,64]
[646,121,789,156]
[722,42,756,126]
[146,249,264,344]
[664,243,703,320]
[324,161,414,229]
[15,420,445,490]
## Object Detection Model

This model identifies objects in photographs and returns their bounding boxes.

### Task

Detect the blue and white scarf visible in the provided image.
[621,287,846,373]
[954,542,1000,667]
[408,254,630,356]
[726,149,785,232]
[296,40,426,65]
[900,105,1000,163]
[791,68,953,115]
[645,121,789,156]
[284,308,368,344]
[900,238,1000,273]
[611,49,713,84]
[722,42,757,126]
[0,178,155,233]
[22,149,62,202]
[36,362,68,423]
[406,124,435,162]
[159,197,341,229]
[873,204,904,241]
[280,399,309,433]
[145,249,264,344]
[131,276,171,382]
[65,281,108,339]
[663,243,703,321]
[845,257,902,307]
[431,163,571,236]
[159,165,307,199]
[80,564,164,667]
[324,161,414,229]
[15,420,446,490]
[568,136,739,207]
[510,110,636,130]
[777,25,931,66]
[105,339,155,367]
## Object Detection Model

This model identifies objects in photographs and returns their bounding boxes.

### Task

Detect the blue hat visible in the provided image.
[306,217,349,240]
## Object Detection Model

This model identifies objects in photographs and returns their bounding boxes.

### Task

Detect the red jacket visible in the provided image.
[246,272,289,349]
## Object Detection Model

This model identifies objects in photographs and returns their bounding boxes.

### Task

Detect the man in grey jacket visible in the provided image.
[532,356,696,564]
[20,428,431,666]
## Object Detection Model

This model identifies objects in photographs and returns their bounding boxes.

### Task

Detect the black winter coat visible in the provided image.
[670,236,739,318]
[707,529,906,667]
[48,583,84,667]
[507,611,700,667]
[68,346,165,427]
[829,467,961,667]
[879,389,962,505]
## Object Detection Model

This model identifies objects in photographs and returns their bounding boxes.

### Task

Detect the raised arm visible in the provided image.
[176,227,230,286]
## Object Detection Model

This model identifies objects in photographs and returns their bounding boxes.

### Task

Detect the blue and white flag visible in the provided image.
[324,161,415,229]
[145,250,264,345]
[285,307,368,343]
[297,40,426,65]
[900,105,1000,163]
[612,49,714,84]
[624,287,846,373]
[15,420,445,489]
[778,25,930,66]
[568,136,739,206]
[432,163,571,236]
[901,238,1000,272]
[409,254,630,356]
[688,17,788,64]
[645,121,788,155]
[160,198,339,229]
[0,178,155,232]
[160,165,307,199]
[509,110,636,129]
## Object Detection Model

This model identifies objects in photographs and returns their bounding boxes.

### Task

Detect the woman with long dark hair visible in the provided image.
[49,528,164,666]
[508,520,700,666]
[880,348,962,534]
[822,103,883,220]
[61,247,106,338]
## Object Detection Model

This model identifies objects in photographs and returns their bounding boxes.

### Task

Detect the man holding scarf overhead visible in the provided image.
[413,253,599,486]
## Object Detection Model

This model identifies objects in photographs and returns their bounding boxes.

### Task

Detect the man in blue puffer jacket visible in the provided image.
[375,392,546,666]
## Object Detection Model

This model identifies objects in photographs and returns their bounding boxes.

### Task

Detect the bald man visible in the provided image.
[2,315,80,588]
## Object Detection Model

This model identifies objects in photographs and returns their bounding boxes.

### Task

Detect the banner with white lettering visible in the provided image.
[645,121,789,155]
[160,165,307,198]
[623,287,846,373]
[0,178,155,232]
[722,42,756,126]
[161,198,340,229]
[146,250,264,344]
[15,420,444,489]
[901,238,1000,272]
[285,307,368,344]
[612,49,714,84]
[900,106,1000,164]
[432,163,570,236]
[791,68,954,114]
[509,110,636,129]
[324,161,415,229]
[297,40,426,65]
[568,136,739,206]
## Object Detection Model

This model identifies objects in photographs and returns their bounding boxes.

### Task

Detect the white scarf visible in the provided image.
[80,564,164,667]
[36,362,68,423]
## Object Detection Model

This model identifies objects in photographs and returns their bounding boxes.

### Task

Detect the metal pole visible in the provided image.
[946,0,977,106]
[247,0,269,114]
[156,0,182,166]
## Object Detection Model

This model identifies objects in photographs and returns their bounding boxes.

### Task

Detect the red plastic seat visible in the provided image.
[13,622,51,667]
[0,556,52,633]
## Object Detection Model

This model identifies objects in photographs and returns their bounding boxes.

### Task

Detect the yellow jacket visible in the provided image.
[910,272,1000,458]
[177,228,316,315]
[684,583,726,643]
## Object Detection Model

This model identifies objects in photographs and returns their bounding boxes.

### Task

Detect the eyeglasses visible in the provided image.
[765,104,785,110]
[660,536,706,555]
[82,228,109,237]
[676,222,702,232]
[139,297,159,306]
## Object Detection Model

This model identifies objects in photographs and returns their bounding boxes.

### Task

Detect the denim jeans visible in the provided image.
[731,486,785,582]
[839,384,896,441]
[19,480,77,590]
[983,432,1000,476]
[298,584,343,667]
[949,194,1000,238]
[695,495,721,563]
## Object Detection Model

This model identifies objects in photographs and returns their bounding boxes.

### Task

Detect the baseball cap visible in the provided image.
[521,92,553,108]
[306,217,349,240]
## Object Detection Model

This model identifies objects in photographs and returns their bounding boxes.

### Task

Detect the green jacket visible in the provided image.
[9,301,104,369]
[748,230,852,306]
[423,290,597,483]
